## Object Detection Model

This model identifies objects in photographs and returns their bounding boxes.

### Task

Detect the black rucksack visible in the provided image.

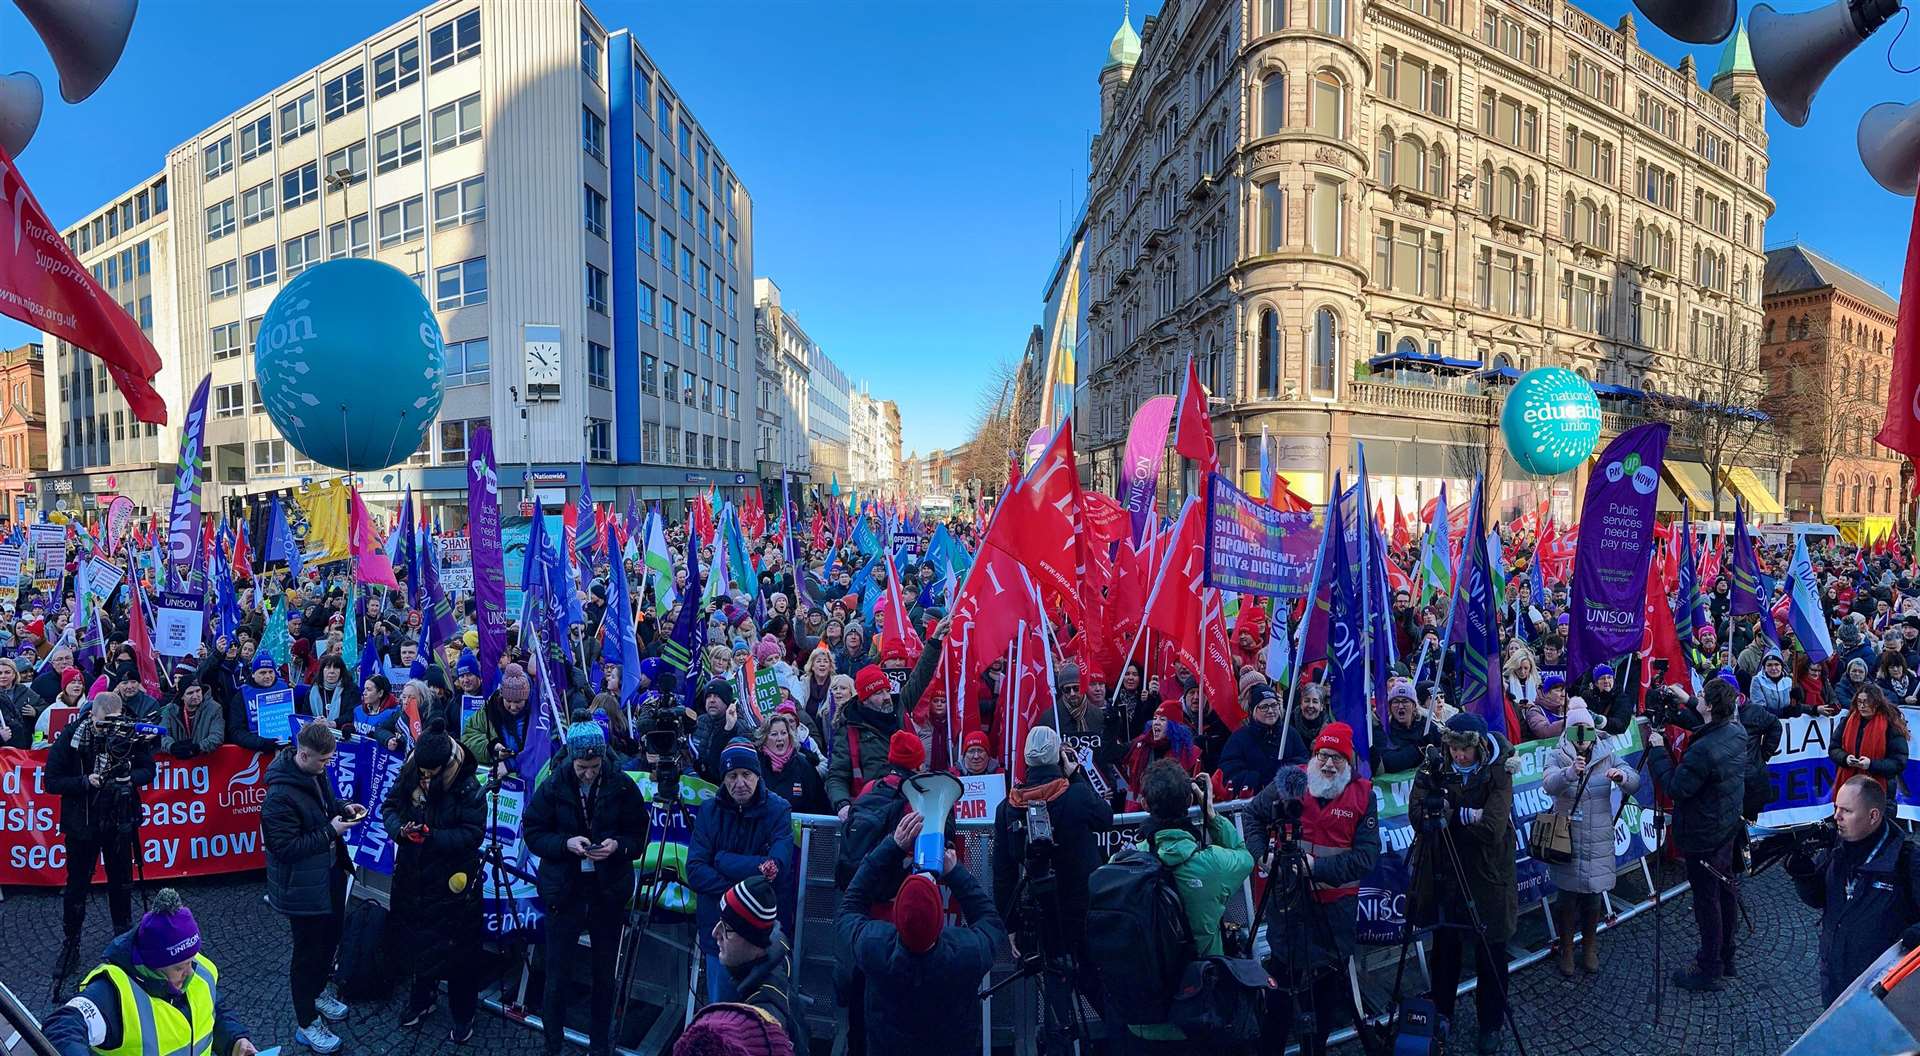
[332,900,395,1002]
[834,776,906,888]
[1084,833,1197,1026]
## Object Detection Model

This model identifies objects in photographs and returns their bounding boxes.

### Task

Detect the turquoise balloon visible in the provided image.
[1500,367,1602,476]
[254,259,446,472]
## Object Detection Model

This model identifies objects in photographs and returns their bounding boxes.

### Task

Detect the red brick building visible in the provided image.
[0,344,45,526]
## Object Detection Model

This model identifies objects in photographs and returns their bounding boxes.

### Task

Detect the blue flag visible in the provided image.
[601,520,643,710]
[1445,477,1506,739]
[665,541,708,713]
[400,487,420,611]
[1325,472,1372,776]
[1787,535,1833,663]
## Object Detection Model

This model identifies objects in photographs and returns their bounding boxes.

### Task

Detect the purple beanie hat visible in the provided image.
[133,889,201,968]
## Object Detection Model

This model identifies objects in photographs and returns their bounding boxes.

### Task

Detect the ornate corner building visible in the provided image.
[1075,0,1779,523]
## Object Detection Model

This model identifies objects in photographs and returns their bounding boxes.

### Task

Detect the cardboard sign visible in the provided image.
[954,772,1006,823]
[153,592,205,656]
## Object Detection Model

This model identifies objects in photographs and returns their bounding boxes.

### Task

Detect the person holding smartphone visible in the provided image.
[262,720,366,1053]
[1541,702,1638,978]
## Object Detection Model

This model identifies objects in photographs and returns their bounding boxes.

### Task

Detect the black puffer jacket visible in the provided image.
[1646,716,1748,855]
[1789,820,1920,1005]
[261,749,352,916]
[522,762,651,912]
[381,754,486,980]
[0,682,44,748]
[1737,701,1784,820]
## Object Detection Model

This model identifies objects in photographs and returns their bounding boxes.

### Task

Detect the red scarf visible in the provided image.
[1835,708,1893,797]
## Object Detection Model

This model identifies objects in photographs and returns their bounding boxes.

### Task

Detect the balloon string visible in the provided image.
[1890,9,1920,75]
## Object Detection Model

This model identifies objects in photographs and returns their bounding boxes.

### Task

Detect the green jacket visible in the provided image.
[1129,811,1255,1042]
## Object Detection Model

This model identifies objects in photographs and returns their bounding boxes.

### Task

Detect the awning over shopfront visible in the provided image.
[1369,350,1483,371]
[1659,460,1716,512]
[1721,466,1783,517]
[1590,382,1644,398]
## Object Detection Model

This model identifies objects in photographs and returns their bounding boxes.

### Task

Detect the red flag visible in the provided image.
[349,488,399,589]
[1198,589,1244,731]
[992,421,1084,618]
[1639,555,1691,709]
[1878,193,1920,462]
[1420,495,1440,526]
[1271,474,1312,513]
[1391,495,1411,552]
[880,550,922,656]
[127,579,161,699]
[231,525,252,581]
[1143,499,1206,673]
[1004,618,1054,782]
[0,148,167,423]
[945,540,1036,687]
[1174,357,1218,473]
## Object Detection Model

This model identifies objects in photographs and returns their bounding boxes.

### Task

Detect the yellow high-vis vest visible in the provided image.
[80,956,218,1056]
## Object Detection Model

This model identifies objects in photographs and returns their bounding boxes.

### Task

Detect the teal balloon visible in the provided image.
[254,259,445,472]
[1500,367,1602,476]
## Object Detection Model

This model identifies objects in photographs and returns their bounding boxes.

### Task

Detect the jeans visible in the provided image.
[1685,837,1740,977]
[1427,925,1509,1036]
[62,829,136,938]
[542,903,621,1054]
[287,873,347,1027]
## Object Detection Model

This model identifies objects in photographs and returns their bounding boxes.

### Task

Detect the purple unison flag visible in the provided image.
[166,376,212,590]
[1566,422,1670,681]
[1446,477,1505,739]
[467,426,509,678]
[1730,500,1762,616]
[1118,395,1178,545]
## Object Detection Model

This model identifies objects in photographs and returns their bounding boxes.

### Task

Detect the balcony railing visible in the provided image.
[1347,380,1494,420]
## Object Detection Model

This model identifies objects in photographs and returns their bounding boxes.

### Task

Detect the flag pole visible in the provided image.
[1119,495,1199,683]
[1280,488,1335,751]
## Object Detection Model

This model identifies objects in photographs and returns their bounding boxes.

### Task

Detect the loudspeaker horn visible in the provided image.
[1860,100,1920,196]
[1631,0,1737,44]
[0,72,43,158]
[901,772,964,874]
[1752,0,1902,127]
[12,0,139,104]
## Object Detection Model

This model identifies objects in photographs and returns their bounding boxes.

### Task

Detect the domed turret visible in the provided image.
[1098,7,1140,129]
[1105,15,1141,70]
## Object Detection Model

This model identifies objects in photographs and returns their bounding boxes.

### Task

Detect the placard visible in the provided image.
[0,545,22,585]
[153,591,206,656]
[954,772,1006,823]
[461,693,486,730]
[84,559,124,602]
[1202,472,1320,598]
[247,688,294,739]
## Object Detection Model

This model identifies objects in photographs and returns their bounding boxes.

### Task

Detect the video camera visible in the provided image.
[1750,818,1839,876]
[636,696,691,803]
[1006,800,1067,964]
[1412,744,1458,834]
[84,713,163,833]
[1645,675,1694,729]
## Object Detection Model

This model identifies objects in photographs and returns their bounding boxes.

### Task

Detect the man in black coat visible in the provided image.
[45,690,154,960]
[261,720,365,1051]
[522,721,650,1056]
[1219,682,1311,790]
[1645,679,1748,991]
[1788,775,1920,1006]
[712,874,810,1055]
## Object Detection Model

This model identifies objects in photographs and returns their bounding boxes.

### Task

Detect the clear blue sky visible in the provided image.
[3,0,1915,452]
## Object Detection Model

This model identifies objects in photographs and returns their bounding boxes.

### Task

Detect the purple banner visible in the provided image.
[1566,422,1669,680]
[166,376,211,590]
[1119,395,1177,544]
[467,425,508,678]
[1202,472,1320,597]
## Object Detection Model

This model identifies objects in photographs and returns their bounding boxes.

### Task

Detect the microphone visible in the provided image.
[1276,763,1308,803]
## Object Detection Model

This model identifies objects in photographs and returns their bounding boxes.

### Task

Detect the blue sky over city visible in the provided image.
[4,0,1920,452]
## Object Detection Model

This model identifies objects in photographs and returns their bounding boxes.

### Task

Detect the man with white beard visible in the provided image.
[1244,722,1380,1055]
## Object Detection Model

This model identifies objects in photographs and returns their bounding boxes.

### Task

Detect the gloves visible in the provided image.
[1458,807,1484,826]
[170,740,200,758]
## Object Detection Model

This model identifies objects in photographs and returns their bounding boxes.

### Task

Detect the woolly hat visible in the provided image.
[1054,662,1080,688]
[1564,701,1597,730]
[412,726,456,770]
[672,1003,795,1056]
[171,661,197,685]
[855,664,892,701]
[720,739,761,776]
[455,650,482,678]
[566,721,606,757]
[1541,673,1565,693]
[1024,725,1061,767]
[113,660,141,685]
[1154,695,1184,725]
[1238,669,1268,697]
[132,889,201,968]
[893,872,945,955]
[1592,663,1616,681]
[59,667,82,690]
[718,875,778,949]
[703,680,736,707]
[1443,711,1490,748]
[881,636,914,665]
[1246,682,1279,711]
[962,730,990,755]
[1313,721,1356,764]
[500,663,531,703]
[887,729,926,772]
[462,629,480,650]
[1386,676,1417,704]
[753,635,783,663]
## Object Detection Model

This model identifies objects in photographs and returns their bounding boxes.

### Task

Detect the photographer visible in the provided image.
[1408,713,1517,1056]
[1645,678,1748,991]
[46,690,156,954]
[1787,775,1920,1006]
[1244,723,1378,1056]
[262,720,363,1054]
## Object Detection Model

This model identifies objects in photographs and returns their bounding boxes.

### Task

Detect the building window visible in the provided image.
[637,208,655,255]
[1474,246,1534,317]
[373,39,421,99]
[375,118,423,173]
[213,383,245,419]
[438,418,482,465]
[252,439,287,477]
[581,24,602,81]
[283,232,320,280]
[240,181,275,226]
[1630,288,1672,349]
[588,418,611,461]
[1256,308,1281,397]
[327,214,370,258]
[211,322,242,361]
[638,282,655,325]
[582,107,606,161]
[208,260,238,299]
[642,353,659,395]
[428,10,481,72]
[279,92,316,143]
[662,297,677,337]
[1261,0,1287,32]
[445,337,490,386]
[1257,182,1285,252]
[1311,0,1347,34]
[586,263,609,315]
[429,93,482,153]
[434,257,487,310]
[643,422,660,461]
[205,199,235,240]
[1311,307,1338,394]
[281,162,319,210]
[244,246,278,289]
[1311,70,1345,137]
[1560,268,1612,335]
[584,185,608,239]
[588,341,611,389]
[324,141,367,186]
[1309,175,1343,255]
[376,195,425,247]
[1373,221,1445,295]
[323,67,365,121]
[239,112,271,161]
[432,175,486,229]
[1260,73,1287,136]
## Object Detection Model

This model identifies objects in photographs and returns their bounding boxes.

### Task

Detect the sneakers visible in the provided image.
[400,1002,436,1029]
[297,1019,342,1054]
[1671,969,1727,992]
[314,987,349,1023]
[448,1022,474,1045]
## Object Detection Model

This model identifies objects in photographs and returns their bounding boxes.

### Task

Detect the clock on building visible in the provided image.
[524,324,563,401]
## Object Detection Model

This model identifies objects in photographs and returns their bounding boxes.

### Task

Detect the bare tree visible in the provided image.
[1645,329,1786,521]
[1765,332,1852,514]
[951,356,1021,497]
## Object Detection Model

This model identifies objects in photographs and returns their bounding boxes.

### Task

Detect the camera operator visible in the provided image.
[1644,678,1748,991]
[1786,775,1920,1007]
[1244,722,1378,1056]
[46,689,156,959]
[1408,713,1517,1056]
[990,726,1114,1050]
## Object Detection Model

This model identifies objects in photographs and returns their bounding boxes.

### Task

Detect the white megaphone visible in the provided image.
[1752,0,1903,127]
[1859,100,1920,196]
[1632,0,1738,44]
[12,0,139,104]
[0,72,43,158]
[901,771,964,873]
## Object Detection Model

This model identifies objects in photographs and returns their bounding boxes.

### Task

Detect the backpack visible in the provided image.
[332,900,395,1002]
[834,775,905,889]
[1083,832,1197,1026]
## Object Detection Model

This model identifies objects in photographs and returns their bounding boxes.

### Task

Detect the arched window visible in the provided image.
[1577,198,1597,244]
[1854,474,1864,512]
[1261,0,1287,33]
[1521,174,1536,224]
[1478,162,1494,213]
[1312,0,1347,35]
[1257,308,1281,397]
[1311,307,1339,393]
[1396,336,1419,359]
[1397,136,1426,189]
[1496,168,1518,219]
[1376,127,1396,184]
[1764,319,1774,344]
[1429,145,1447,195]
[1833,475,1846,511]
[1312,71,1345,138]
[1561,193,1575,240]
[1634,221,1645,262]
[1598,205,1611,249]
[1258,181,1286,252]
[1261,74,1287,137]
[1870,477,1879,514]
[1887,477,1897,514]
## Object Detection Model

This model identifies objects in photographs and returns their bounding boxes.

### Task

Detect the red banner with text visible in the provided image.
[0,746,269,886]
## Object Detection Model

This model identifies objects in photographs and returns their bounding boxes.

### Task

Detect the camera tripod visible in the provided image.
[611,779,687,1046]
[478,773,540,1012]
[1259,827,1382,1056]
[981,865,1091,1056]
[50,775,152,1002]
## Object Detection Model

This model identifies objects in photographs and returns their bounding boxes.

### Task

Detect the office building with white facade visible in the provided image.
[751,278,812,486]
[808,347,851,488]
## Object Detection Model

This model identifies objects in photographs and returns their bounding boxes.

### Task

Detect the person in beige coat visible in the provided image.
[1540,700,1639,977]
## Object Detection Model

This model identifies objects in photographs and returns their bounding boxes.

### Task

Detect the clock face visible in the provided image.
[526,341,561,382]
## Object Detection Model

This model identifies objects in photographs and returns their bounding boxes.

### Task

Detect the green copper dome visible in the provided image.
[1715,21,1755,79]
[1105,16,1140,70]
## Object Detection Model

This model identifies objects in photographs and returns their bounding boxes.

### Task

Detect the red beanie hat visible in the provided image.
[887,729,926,771]
[1313,721,1356,765]
[60,667,82,689]
[962,730,990,754]
[893,873,945,954]
[854,664,892,701]
[1155,695,1183,725]
[881,636,914,665]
